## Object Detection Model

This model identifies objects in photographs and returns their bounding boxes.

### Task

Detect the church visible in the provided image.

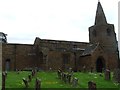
[2,1,119,72]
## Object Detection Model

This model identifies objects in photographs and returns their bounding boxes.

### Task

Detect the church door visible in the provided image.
[96,57,105,72]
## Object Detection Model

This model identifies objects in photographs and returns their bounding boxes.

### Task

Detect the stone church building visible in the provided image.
[2,2,119,72]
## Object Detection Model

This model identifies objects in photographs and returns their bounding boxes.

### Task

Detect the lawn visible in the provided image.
[5,71,120,89]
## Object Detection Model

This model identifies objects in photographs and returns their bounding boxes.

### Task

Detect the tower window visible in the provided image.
[107,28,111,36]
[92,30,96,37]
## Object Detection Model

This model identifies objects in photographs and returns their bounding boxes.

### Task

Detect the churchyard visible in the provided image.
[3,68,120,89]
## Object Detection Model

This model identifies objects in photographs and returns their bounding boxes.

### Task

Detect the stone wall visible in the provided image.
[2,43,35,71]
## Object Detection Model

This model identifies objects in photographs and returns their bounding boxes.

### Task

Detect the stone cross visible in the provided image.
[88,81,97,90]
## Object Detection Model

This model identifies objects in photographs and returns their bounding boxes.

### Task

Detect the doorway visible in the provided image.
[96,57,105,72]
[5,59,10,71]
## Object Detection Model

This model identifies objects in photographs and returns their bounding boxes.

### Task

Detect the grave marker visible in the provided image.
[35,78,41,90]
[72,77,78,87]
[105,69,111,80]
[22,78,29,88]
[28,74,32,82]
[88,81,97,90]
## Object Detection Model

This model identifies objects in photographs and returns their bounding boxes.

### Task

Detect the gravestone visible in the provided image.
[35,78,41,90]
[32,69,36,77]
[68,68,72,74]
[105,69,111,80]
[22,78,29,88]
[88,81,97,90]
[64,73,67,83]
[83,65,86,72]
[67,74,72,84]
[62,73,66,82]
[72,77,78,87]
[57,70,61,79]
[61,72,64,81]
[113,68,120,83]
[28,74,32,82]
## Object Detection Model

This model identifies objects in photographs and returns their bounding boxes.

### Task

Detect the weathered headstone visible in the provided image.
[32,69,36,77]
[72,77,78,87]
[28,74,32,82]
[67,74,72,84]
[68,68,72,74]
[113,68,120,83]
[35,78,41,90]
[88,81,97,90]
[61,72,64,81]
[22,78,29,88]
[63,73,66,82]
[105,69,111,80]
[83,65,86,72]
[57,70,61,79]
[64,73,67,83]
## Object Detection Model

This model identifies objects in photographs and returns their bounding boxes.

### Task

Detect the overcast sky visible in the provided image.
[0,0,118,45]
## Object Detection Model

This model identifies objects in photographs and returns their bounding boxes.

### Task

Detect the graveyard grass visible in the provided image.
[5,71,120,89]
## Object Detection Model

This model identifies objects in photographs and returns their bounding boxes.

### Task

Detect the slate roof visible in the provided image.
[81,43,99,56]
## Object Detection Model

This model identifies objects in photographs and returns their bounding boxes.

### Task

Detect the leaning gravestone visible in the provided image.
[88,81,97,90]
[113,68,120,83]
[105,69,111,80]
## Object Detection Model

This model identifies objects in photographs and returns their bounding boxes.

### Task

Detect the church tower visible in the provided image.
[89,1,118,69]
